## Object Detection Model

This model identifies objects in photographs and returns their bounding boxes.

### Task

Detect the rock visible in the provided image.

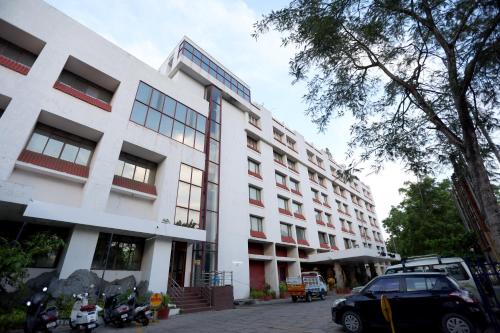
[136,280,149,297]
[25,270,58,294]
[48,269,102,298]
[103,275,136,296]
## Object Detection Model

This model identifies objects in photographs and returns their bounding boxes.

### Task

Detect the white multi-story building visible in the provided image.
[0,0,397,303]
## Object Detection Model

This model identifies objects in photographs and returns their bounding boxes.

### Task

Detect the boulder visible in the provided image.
[136,280,149,297]
[48,269,102,298]
[25,270,58,294]
[103,275,136,296]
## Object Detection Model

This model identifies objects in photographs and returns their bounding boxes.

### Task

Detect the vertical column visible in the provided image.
[59,226,99,278]
[141,237,173,293]
[199,86,222,274]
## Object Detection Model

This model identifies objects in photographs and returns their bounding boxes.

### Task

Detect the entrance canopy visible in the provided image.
[308,247,400,265]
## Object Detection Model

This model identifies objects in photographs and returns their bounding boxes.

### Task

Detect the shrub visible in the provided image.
[0,308,25,331]
[249,289,265,299]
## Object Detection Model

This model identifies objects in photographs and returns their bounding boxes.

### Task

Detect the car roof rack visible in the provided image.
[401,254,443,272]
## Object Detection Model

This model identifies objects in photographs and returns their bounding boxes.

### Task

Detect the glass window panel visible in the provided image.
[188,210,200,226]
[209,139,219,163]
[207,162,218,184]
[159,115,173,137]
[26,132,48,153]
[194,131,205,152]
[207,183,218,211]
[175,207,188,224]
[136,82,152,104]
[60,144,79,163]
[179,164,192,182]
[145,108,161,131]
[172,121,185,142]
[206,211,218,243]
[130,101,148,125]
[43,138,64,158]
[210,121,220,140]
[183,126,195,147]
[122,162,136,179]
[249,186,261,201]
[175,103,187,122]
[150,90,164,110]
[189,185,201,210]
[115,160,125,176]
[75,148,91,166]
[134,166,147,183]
[196,116,206,133]
[201,61,209,72]
[163,96,176,117]
[177,182,191,207]
[191,168,203,186]
[212,103,221,123]
[186,109,197,128]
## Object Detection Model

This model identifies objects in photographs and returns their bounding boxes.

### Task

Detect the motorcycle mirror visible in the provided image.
[84,292,88,297]
[73,293,76,298]
[42,287,48,292]
[26,301,31,306]
[133,287,137,291]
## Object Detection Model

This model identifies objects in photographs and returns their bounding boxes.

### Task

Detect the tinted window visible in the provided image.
[435,263,469,281]
[405,277,428,292]
[367,277,401,293]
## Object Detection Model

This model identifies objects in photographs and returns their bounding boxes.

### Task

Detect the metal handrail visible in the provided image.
[196,271,233,287]
[168,277,184,299]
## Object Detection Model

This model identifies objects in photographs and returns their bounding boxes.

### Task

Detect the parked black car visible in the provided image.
[331,273,487,333]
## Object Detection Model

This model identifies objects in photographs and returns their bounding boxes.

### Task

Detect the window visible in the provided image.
[248,159,260,175]
[366,278,401,293]
[287,158,297,172]
[280,223,292,237]
[318,175,325,186]
[248,113,260,128]
[273,151,284,164]
[325,213,332,223]
[275,172,287,186]
[292,201,302,214]
[0,36,37,68]
[308,170,316,182]
[321,193,328,205]
[247,136,259,151]
[58,70,113,103]
[311,188,319,200]
[273,128,284,142]
[318,232,328,244]
[344,238,352,249]
[347,221,353,232]
[343,204,349,214]
[315,210,323,222]
[316,157,323,168]
[249,185,262,201]
[290,179,300,192]
[286,137,296,150]
[277,196,289,210]
[175,164,203,227]
[307,151,314,162]
[329,235,336,247]
[130,82,206,152]
[336,200,342,210]
[25,124,95,167]
[250,215,263,232]
[91,233,144,271]
[114,152,156,185]
[296,227,306,241]
[179,40,251,102]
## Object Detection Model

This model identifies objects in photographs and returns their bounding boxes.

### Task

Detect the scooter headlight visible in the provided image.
[26,301,31,306]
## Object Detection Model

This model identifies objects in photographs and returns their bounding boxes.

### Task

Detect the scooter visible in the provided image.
[24,287,58,333]
[102,292,133,327]
[127,287,152,326]
[69,287,100,332]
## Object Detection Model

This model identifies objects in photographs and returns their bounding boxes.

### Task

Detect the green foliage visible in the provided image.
[161,294,170,308]
[53,295,74,319]
[383,177,475,257]
[0,308,25,331]
[0,232,64,292]
[279,281,287,292]
[174,220,198,228]
[249,289,265,299]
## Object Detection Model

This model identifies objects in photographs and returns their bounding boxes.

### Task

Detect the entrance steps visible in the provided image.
[169,287,212,314]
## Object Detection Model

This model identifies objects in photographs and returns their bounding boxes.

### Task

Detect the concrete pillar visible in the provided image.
[59,226,99,278]
[184,244,193,287]
[334,262,345,289]
[375,263,383,276]
[141,237,172,293]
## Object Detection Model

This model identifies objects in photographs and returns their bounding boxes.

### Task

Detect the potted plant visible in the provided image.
[157,294,170,320]
[263,284,272,300]
[279,281,288,298]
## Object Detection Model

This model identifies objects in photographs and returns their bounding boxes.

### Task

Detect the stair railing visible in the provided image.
[168,277,184,299]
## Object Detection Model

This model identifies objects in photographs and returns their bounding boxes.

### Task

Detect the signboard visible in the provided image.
[150,293,162,308]
[381,295,395,333]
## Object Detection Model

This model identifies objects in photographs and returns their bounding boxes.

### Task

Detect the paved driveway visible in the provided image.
[99,297,343,333]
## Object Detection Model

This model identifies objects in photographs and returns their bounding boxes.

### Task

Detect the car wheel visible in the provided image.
[291,296,298,303]
[342,310,363,333]
[320,292,325,300]
[441,313,476,333]
[306,293,312,302]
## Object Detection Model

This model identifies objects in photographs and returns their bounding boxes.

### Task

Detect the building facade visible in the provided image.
[0,0,397,300]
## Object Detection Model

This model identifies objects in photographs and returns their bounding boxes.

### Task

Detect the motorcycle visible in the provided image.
[69,286,100,332]
[127,287,152,326]
[24,287,58,333]
[102,292,133,327]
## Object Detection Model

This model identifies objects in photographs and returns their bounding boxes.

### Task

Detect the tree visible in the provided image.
[0,232,64,293]
[254,0,500,255]
[383,177,474,257]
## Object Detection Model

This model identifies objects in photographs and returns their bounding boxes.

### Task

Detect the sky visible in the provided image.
[44,0,416,235]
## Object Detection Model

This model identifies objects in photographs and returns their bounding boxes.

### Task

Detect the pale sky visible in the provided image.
[45,0,416,236]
